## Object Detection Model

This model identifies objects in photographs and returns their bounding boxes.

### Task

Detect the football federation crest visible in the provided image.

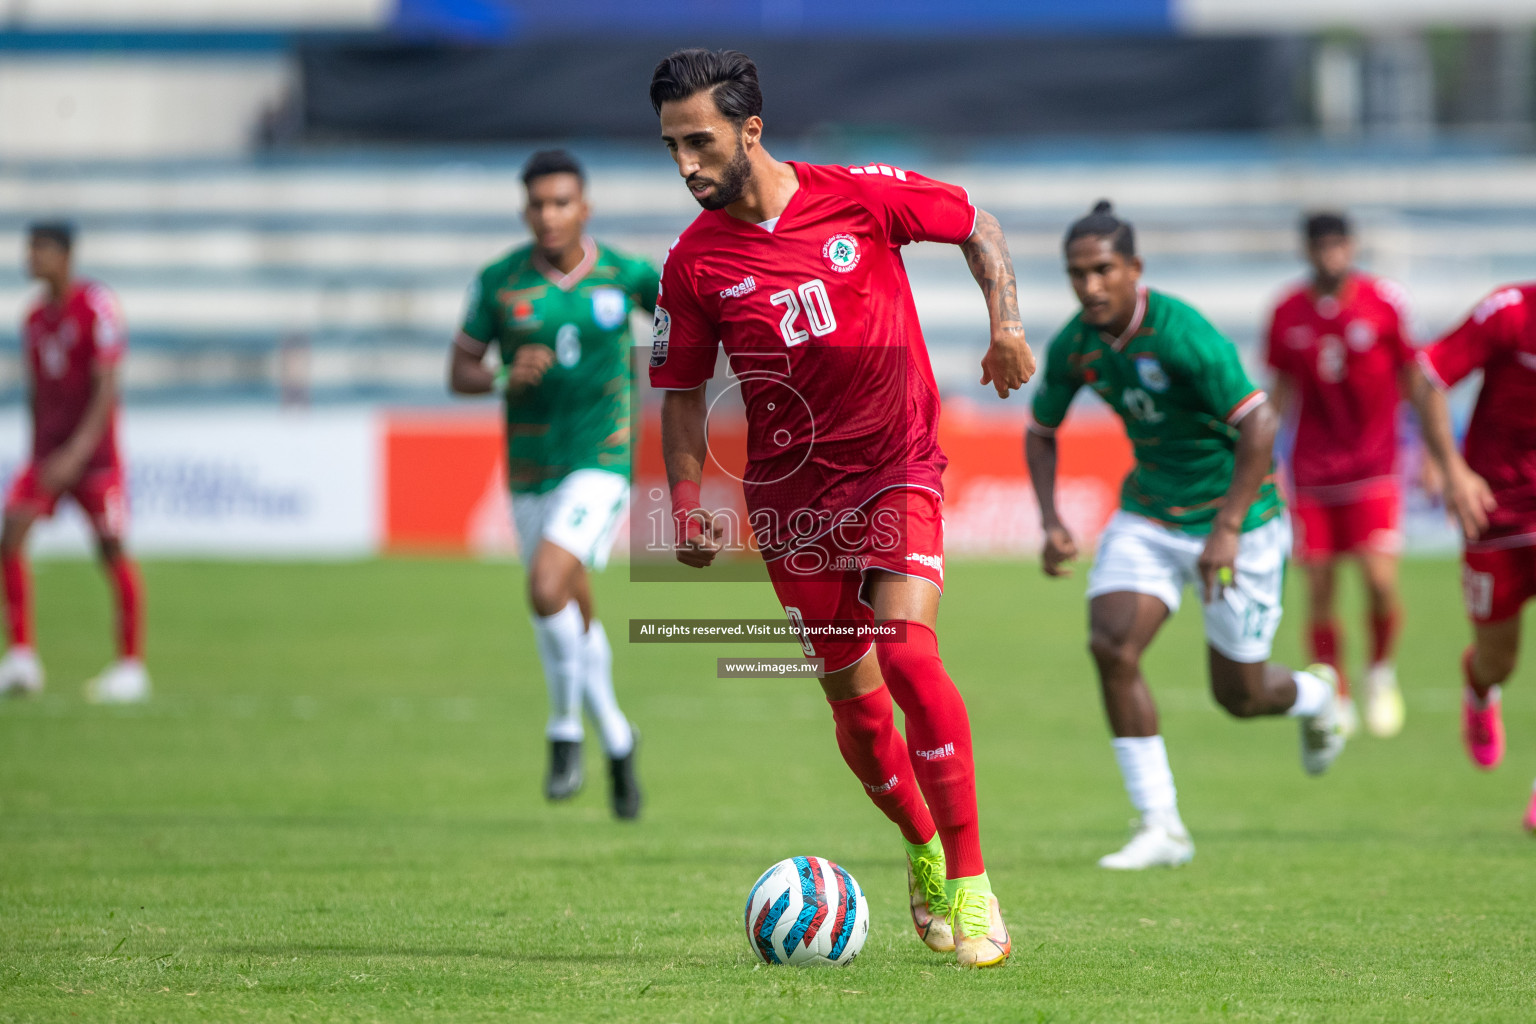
[650,306,671,367]
[1135,356,1170,393]
[591,287,627,330]
[822,234,860,273]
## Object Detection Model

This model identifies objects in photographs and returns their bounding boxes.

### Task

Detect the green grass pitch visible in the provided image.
[1,556,1533,1022]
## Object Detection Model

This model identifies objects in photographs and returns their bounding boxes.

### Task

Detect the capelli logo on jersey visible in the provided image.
[906,552,943,579]
[822,234,861,273]
[720,276,757,300]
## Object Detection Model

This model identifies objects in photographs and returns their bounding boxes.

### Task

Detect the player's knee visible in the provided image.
[526,573,568,617]
[874,637,951,714]
[875,639,933,685]
[1088,631,1140,680]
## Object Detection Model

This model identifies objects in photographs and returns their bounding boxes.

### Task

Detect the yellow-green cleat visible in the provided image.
[950,888,1011,968]
[906,847,954,952]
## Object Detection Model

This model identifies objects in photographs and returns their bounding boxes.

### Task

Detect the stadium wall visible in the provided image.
[0,405,1460,560]
[0,406,1134,559]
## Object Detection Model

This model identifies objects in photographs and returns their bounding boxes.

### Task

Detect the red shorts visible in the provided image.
[765,487,944,674]
[1462,544,1536,624]
[5,461,128,539]
[1292,487,1402,563]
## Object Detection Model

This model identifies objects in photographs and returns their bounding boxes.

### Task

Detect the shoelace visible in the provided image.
[911,854,949,916]
[947,888,992,939]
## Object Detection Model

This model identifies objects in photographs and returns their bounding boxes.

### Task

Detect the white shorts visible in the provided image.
[1086,510,1291,663]
[511,469,629,571]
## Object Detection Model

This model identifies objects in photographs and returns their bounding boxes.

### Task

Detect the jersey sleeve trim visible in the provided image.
[1026,420,1058,438]
[454,333,489,356]
[1416,350,1450,392]
[1226,390,1267,425]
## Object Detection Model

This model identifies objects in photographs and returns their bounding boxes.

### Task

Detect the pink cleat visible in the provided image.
[1461,648,1505,770]
[1461,690,1505,771]
[1523,785,1536,834]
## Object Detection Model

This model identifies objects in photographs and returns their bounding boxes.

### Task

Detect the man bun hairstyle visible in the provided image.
[1303,211,1352,242]
[521,149,585,188]
[649,48,763,127]
[28,220,74,252]
[1063,199,1135,258]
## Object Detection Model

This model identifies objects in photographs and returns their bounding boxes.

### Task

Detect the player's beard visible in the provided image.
[690,141,752,211]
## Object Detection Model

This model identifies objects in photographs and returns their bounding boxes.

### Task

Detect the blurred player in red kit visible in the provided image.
[647,49,1034,967]
[0,223,147,703]
[1408,282,1536,831]
[1265,212,1414,739]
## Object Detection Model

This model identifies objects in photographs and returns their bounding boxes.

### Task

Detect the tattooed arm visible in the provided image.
[962,208,1036,397]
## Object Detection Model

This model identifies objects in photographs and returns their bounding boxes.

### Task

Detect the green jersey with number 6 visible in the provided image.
[1031,288,1282,534]
[461,240,660,494]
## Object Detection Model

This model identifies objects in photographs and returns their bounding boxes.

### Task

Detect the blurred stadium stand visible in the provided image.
[4,151,1536,406]
[0,0,1535,406]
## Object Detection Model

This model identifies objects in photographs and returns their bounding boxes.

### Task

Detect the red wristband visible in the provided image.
[671,480,704,543]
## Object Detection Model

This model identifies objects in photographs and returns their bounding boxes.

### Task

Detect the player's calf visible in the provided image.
[1207,657,1298,719]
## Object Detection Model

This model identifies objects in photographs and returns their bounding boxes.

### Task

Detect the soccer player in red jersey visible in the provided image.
[1265,212,1415,739]
[646,49,1034,968]
[1407,283,1536,830]
[0,223,147,703]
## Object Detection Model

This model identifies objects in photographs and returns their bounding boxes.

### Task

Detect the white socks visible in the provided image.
[583,620,634,758]
[1287,669,1332,718]
[532,600,586,743]
[1111,736,1182,827]
[1465,684,1502,711]
[531,602,634,756]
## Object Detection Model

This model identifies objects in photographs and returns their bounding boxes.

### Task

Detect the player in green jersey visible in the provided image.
[1026,201,1347,870]
[449,150,659,819]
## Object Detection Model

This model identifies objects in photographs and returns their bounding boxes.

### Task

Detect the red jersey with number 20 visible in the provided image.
[1420,283,1536,549]
[649,161,975,559]
[23,280,125,471]
[1265,273,1414,498]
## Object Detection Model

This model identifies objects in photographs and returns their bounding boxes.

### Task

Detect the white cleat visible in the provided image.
[1300,664,1347,776]
[1098,812,1195,870]
[1335,695,1359,739]
[0,647,43,696]
[85,660,150,704]
[1363,663,1405,738]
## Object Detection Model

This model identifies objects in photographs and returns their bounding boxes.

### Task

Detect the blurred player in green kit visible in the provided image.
[1026,202,1348,869]
[449,150,659,819]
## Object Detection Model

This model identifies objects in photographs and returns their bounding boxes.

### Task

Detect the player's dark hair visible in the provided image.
[1063,200,1135,259]
[28,220,74,253]
[521,149,585,188]
[649,48,763,127]
[1303,211,1351,242]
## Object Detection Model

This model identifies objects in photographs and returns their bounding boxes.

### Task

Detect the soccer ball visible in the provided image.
[743,855,868,966]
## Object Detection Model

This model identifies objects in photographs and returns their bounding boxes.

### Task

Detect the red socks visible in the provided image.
[3,553,31,649]
[1370,608,1400,666]
[877,622,984,880]
[106,556,143,660]
[1308,619,1348,695]
[827,685,936,845]
[0,551,141,659]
